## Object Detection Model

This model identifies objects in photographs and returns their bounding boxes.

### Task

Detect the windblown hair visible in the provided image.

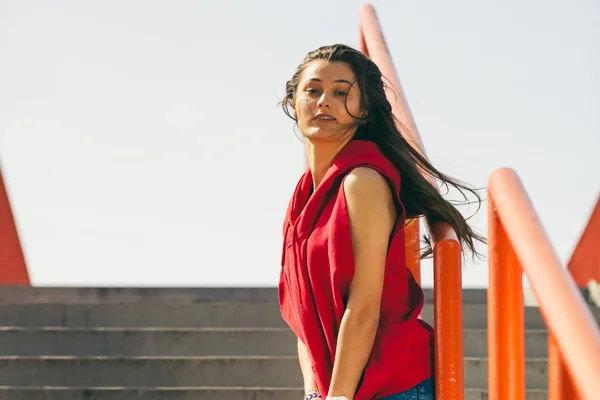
[281,44,485,258]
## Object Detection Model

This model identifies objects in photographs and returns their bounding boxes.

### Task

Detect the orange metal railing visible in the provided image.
[359,6,600,399]
[431,222,464,399]
[359,5,464,399]
[487,168,600,400]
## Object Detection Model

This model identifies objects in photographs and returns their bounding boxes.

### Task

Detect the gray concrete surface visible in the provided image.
[0,286,596,399]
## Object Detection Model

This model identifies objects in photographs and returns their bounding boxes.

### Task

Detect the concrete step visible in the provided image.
[0,387,304,400]
[2,302,598,329]
[0,327,297,357]
[0,327,549,358]
[2,286,595,307]
[0,356,548,389]
[0,287,280,304]
[0,303,287,328]
[463,357,548,389]
[0,356,303,387]
[463,329,548,358]
[0,287,493,305]
[0,387,548,400]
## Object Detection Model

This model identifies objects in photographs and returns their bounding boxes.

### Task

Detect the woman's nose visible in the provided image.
[317,94,330,108]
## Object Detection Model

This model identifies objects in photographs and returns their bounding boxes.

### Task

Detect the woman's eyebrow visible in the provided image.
[308,78,353,85]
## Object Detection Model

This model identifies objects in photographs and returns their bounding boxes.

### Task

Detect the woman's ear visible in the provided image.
[360,110,368,122]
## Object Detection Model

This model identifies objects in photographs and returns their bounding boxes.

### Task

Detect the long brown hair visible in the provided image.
[281,44,485,258]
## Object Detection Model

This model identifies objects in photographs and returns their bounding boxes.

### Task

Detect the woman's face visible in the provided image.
[293,60,365,141]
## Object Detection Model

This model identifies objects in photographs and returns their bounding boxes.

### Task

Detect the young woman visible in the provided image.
[278,44,483,400]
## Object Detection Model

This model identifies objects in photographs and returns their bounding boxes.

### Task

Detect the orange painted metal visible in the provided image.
[359,5,425,155]
[568,195,600,287]
[487,193,526,400]
[489,168,600,399]
[548,333,580,400]
[404,219,421,286]
[433,237,463,400]
[0,167,29,284]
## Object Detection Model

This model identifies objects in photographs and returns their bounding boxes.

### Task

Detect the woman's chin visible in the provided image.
[301,129,329,140]
[301,128,350,143]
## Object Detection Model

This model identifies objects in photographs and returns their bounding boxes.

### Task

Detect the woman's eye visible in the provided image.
[307,88,319,94]
[336,91,348,96]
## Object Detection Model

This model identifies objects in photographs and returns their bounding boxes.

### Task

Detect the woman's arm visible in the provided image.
[327,167,396,399]
[298,337,320,394]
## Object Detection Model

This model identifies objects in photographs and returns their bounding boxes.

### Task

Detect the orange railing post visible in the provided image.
[433,225,463,400]
[489,168,600,399]
[404,219,421,286]
[487,193,526,400]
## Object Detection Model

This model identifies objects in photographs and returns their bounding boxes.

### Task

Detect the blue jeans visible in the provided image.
[379,377,435,399]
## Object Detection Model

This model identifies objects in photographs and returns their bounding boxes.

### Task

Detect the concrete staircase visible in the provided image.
[0,287,599,399]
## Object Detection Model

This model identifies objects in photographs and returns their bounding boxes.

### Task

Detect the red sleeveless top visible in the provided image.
[279,140,433,400]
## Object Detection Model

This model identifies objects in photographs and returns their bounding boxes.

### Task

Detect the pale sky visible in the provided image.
[1,0,598,287]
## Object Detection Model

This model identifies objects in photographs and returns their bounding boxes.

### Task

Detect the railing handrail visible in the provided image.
[359,5,425,158]
[359,6,463,399]
[488,167,600,399]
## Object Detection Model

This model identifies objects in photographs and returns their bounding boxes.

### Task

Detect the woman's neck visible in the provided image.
[306,137,353,189]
